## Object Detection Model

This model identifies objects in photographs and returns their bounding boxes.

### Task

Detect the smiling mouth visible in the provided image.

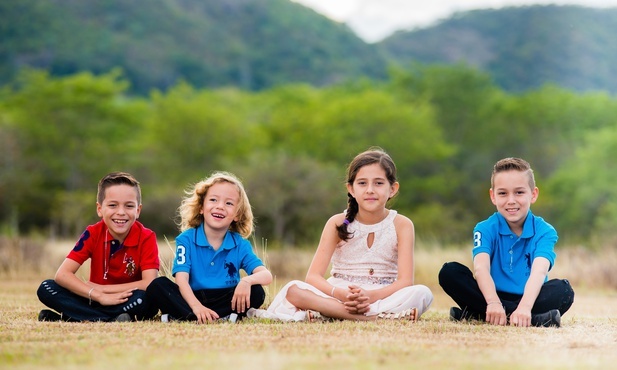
[212,213,225,219]
[113,219,128,225]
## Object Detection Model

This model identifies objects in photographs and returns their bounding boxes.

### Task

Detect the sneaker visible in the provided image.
[217,313,239,323]
[115,313,132,322]
[449,307,483,322]
[38,309,62,322]
[377,307,418,322]
[531,309,561,328]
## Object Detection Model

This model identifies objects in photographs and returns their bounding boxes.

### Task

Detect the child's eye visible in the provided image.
[226,201,234,206]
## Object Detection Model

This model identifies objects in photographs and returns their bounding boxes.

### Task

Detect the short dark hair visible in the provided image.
[491,157,535,190]
[97,172,141,205]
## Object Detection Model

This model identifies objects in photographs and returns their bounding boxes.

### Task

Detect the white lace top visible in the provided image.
[330,210,399,281]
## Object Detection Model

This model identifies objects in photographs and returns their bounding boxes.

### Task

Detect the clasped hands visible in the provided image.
[342,284,371,314]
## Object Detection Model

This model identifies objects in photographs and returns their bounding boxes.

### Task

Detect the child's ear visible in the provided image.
[389,182,400,198]
[489,188,497,205]
[96,203,103,217]
[531,187,539,204]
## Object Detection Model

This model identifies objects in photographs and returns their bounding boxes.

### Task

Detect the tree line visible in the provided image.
[2,64,616,247]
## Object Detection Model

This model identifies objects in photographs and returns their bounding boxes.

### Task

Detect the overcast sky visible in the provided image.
[292,0,617,42]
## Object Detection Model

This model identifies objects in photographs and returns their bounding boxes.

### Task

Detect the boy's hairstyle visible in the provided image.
[97,172,141,205]
[491,157,536,190]
[177,171,254,238]
[337,147,398,241]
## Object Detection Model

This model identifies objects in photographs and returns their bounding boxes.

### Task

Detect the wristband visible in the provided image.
[331,286,336,297]
[88,288,95,306]
[487,301,501,306]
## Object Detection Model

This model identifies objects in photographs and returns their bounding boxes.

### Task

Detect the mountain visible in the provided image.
[2,2,617,94]
[0,0,387,94]
[379,5,617,93]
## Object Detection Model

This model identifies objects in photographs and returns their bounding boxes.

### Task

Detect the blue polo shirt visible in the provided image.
[172,224,264,290]
[472,211,557,295]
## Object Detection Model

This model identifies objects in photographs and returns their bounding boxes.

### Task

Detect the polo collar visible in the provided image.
[195,224,236,250]
[105,222,141,249]
[497,210,535,239]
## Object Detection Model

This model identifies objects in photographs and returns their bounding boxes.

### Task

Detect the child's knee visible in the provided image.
[285,283,304,306]
[37,279,58,303]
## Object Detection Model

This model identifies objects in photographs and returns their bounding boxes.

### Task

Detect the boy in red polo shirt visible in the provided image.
[37,172,160,322]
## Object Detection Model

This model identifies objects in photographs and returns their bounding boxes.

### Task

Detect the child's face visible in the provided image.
[200,182,240,233]
[347,163,398,215]
[96,184,141,241]
[490,170,538,234]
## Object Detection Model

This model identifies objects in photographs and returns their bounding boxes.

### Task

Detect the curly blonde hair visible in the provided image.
[177,171,254,238]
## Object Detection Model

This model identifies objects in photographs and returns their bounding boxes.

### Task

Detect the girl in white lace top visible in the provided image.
[249,147,433,321]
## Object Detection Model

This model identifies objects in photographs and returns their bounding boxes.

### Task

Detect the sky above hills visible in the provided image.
[293,0,617,42]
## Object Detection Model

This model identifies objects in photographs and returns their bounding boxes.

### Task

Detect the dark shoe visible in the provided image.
[115,313,132,322]
[531,309,561,328]
[450,307,483,322]
[38,309,62,322]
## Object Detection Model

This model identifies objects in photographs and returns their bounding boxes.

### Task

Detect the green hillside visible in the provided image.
[3,2,617,94]
[0,0,387,94]
[381,5,617,92]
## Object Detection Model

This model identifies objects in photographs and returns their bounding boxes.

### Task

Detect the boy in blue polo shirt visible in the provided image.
[146,172,272,323]
[439,158,574,327]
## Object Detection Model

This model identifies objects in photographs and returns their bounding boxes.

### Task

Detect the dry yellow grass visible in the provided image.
[1,241,616,369]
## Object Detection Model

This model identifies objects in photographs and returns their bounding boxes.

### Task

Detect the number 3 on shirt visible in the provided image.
[473,231,482,248]
[176,245,186,265]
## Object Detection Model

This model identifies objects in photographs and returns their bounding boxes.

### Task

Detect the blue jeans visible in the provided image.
[438,261,575,317]
[37,279,158,321]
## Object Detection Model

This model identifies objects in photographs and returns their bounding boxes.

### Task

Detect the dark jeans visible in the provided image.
[438,261,575,318]
[146,276,266,321]
[37,279,158,322]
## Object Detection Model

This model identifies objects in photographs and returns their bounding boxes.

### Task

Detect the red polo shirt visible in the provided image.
[67,220,159,285]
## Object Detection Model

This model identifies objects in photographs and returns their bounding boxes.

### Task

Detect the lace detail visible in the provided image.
[330,210,398,279]
[332,273,396,285]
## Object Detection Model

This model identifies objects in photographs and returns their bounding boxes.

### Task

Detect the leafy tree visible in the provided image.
[228,150,342,246]
[545,127,617,243]
[0,69,145,234]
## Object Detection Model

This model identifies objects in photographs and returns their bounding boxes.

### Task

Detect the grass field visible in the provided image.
[1,241,616,369]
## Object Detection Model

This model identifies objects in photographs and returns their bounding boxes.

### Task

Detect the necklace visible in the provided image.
[104,230,110,280]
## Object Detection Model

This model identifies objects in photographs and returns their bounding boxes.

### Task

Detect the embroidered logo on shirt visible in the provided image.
[224,261,237,278]
[124,254,136,277]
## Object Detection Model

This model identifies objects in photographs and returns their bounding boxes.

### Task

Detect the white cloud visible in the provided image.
[293,0,617,42]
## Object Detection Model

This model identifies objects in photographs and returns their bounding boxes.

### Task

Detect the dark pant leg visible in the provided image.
[438,262,487,316]
[440,263,575,317]
[490,279,574,316]
[119,289,159,320]
[528,279,574,315]
[146,276,266,321]
[37,279,149,321]
[146,276,195,320]
[196,284,266,318]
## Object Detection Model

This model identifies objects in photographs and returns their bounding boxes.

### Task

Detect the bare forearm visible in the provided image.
[242,267,272,286]
[518,270,546,310]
